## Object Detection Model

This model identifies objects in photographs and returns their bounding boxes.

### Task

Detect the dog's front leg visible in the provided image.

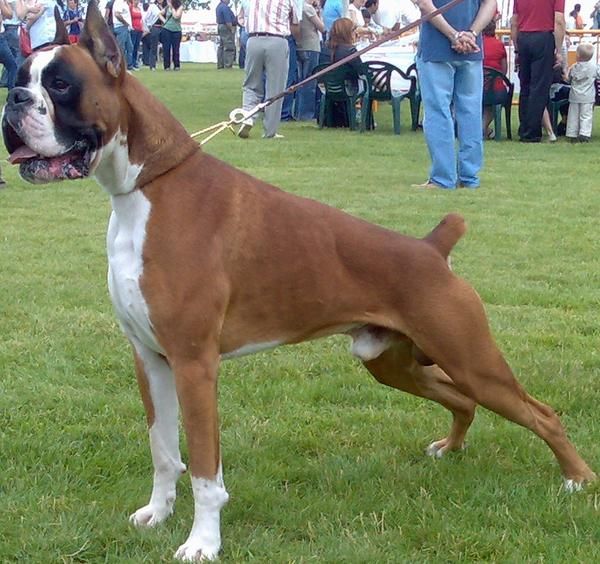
[129,342,186,527]
[173,351,229,562]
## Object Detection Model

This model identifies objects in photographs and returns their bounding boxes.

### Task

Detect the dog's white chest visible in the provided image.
[107,191,163,353]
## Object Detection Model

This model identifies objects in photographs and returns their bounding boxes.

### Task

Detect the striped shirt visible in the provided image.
[246,0,299,36]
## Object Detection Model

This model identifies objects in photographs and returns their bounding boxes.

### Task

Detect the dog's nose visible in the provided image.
[7,87,34,109]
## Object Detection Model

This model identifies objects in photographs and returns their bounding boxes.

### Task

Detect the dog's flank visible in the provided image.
[1,1,595,562]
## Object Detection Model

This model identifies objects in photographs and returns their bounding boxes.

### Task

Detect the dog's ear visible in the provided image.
[53,6,71,45]
[79,0,123,78]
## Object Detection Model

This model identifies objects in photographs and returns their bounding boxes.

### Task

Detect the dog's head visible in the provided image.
[2,1,126,184]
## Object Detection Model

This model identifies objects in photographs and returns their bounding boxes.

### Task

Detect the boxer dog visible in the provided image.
[2,2,595,561]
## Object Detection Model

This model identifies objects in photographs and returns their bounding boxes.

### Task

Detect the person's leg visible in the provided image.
[0,35,17,90]
[162,29,172,69]
[239,27,247,68]
[565,102,580,139]
[172,32,181,69]
[517,34,532,139]
[416,57,457,189]
[130,30,141,68]
[295,50,319,120]
[217,26,225,68]
[124,29,134,70]
[520,32,554,141]
[280,36,297,121]
[454,60,483,188]
[578,102,594,139]
[541,108,555,139]
[264,36,289,136]
[223,26,236,68]
[241,37,267,130]
[150,27,160,69]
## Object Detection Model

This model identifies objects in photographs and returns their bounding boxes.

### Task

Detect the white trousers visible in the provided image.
[566,102,594,138]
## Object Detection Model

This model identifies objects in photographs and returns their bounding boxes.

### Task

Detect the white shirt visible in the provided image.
[246,0,299,36]
[112,0,132,29]
[29,0,57,49]
[348,3,365,27]
[142,3,161,28]
[373,0,418,29]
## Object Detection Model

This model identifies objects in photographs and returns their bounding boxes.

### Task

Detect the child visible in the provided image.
[566,43,600,142]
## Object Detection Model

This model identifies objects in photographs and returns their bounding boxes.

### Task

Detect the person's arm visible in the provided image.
[468,0,497,36]
[554,11,565,56]
[16,0,42,21]
[0,0,12,19]
[510,13,518,51]
[171,3,183,20]
[500,52,508,75]
[309,13,325,33]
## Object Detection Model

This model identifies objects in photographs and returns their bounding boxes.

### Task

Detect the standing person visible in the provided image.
[569,3,583,30]
[238,0,299,139]
[16,0,59,50]
[566,42,600,142]
[237,0,249,68]
[511,0,565,143]
[129,0,143,69]
[216,0,236,69]
[295,0,325,120]
[0,0,17,93]
[590,1,600,29]
[323,0,346,33]
[0,1,21,88]
[161,0,182,70]
[112,0,134,70]
[413,0,496,190]
[62,0,83,43]
[142,0,163,70]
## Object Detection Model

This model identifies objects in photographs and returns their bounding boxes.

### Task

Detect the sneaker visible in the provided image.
[548,132,557,142]
[237,121,253,139]
[262,133,284,139]
[410,180,451,190]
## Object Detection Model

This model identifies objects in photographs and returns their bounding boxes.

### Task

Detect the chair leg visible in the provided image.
[392,98,401,135]
[494,105,502,141]
[505,103,512,140]
[319,96,326,129]
[348,100,357,131]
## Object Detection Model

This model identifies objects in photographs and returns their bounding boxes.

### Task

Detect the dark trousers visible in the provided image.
[142,26,161,68]
[0,25,20,87]
[517,31,555,141]
[162,28,181,70]
[130,29,142,68]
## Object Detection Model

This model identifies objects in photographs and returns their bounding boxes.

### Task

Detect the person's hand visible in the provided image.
[451,31,479,54]
[555,50,562,66]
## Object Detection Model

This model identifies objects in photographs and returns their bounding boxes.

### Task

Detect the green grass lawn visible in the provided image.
[2,64,600,563]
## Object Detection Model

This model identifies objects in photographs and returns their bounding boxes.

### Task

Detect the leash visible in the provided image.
[190,0,465,144]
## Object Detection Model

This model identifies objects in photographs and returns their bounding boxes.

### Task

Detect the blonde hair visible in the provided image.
[577,43,594,62]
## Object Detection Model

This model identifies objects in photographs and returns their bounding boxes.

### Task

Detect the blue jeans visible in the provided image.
[0,34,16,90]
[280,35,297,120]
[114,25,133,70]
[130,29,142,68]
[294,49,319,120]
[417,57,483,189]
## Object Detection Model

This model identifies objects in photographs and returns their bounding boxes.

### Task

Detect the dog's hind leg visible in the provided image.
[414,279,596,489]
[129,342,186,527]
[358,334,476,458]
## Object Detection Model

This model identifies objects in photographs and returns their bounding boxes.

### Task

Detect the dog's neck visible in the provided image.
[94,74,200,196]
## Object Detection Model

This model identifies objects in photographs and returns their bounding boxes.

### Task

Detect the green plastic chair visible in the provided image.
[482,66,514,141]
[313,63,370,132]
[364,60,417,134]
[405,62,421,130]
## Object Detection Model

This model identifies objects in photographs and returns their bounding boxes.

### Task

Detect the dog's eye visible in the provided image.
[50,78,70,92]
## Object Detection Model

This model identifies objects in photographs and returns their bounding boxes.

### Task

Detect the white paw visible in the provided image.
[563,478,584,493]
[426,439,465,459]
[174,540,219,562]
[129,503,173,527]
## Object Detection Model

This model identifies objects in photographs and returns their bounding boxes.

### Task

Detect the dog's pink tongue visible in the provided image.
[8,145,39,164]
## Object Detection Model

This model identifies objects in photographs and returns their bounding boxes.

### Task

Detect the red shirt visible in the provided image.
[513,0,565,32]
[483,35,507,72]
[130,5,144,32]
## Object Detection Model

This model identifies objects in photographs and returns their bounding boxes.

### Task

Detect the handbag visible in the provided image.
[19,25,32,57]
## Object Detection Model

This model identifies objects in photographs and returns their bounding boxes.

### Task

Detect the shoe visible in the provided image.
[519,137,541,143]
[458,183,479,189]
[410,180,452,190]
[237,121,253,139]
[174,68,180,72]
[548,133,557,142]
[0,177,6,187]
[578,135,591,143]
[568,136,579,143]
[262,133,284,139]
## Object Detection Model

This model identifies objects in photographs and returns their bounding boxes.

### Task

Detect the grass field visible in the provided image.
[2,63,600,563]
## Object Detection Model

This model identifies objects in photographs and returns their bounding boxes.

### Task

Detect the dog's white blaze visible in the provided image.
[19,47,70,157]
[95,132,143,195]
[175,466,229,561]
[221,340,283,360]
[129,341,186,527]
[107,190,162,353]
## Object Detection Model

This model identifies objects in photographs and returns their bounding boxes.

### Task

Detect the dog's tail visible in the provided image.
[423,213,467,260]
